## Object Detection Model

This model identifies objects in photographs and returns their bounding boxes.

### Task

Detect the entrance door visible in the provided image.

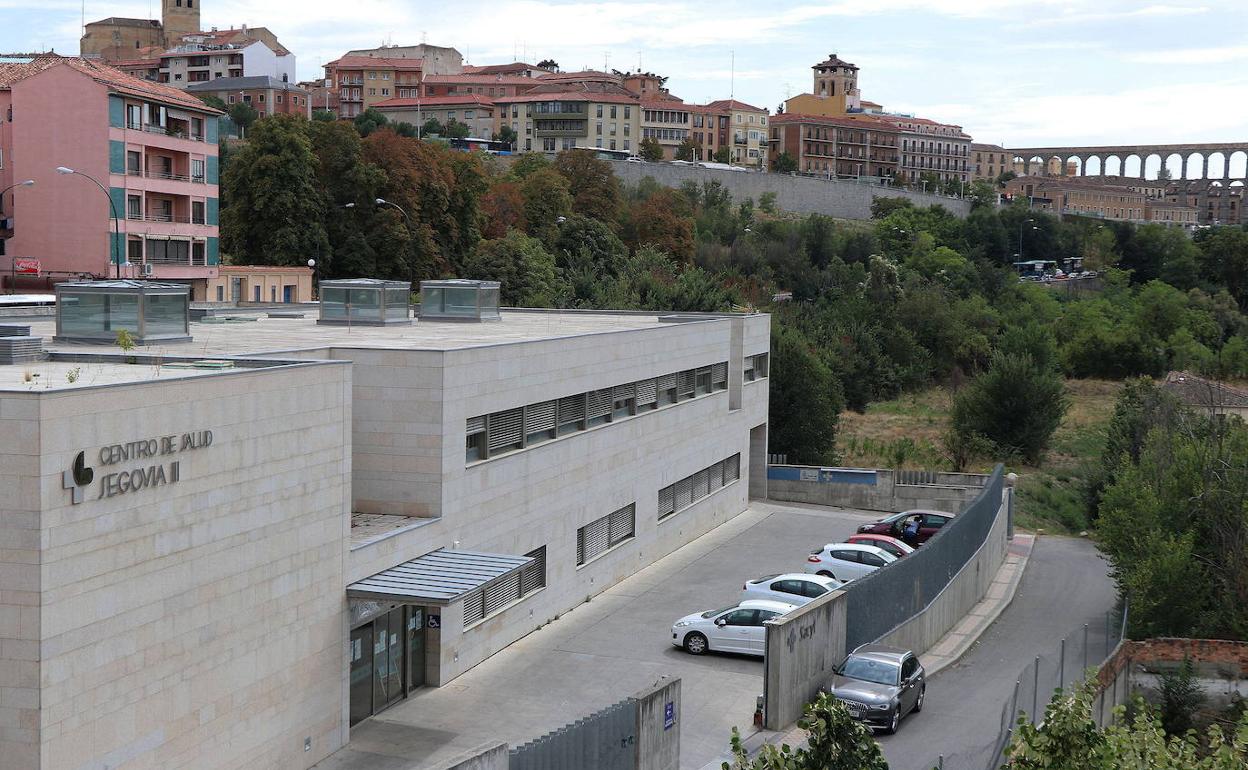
[373,608,405,712]
[230,277,242,302]
[406,606,425,692]
[283,284,294,303]
[349,625,373,726]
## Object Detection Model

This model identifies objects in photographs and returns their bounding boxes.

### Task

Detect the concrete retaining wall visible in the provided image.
[634,677,681,770]
[766,465,988,513]
[608,161,972,221]
[875,488,1011,654]
[762,589,849,730]
[438,743,509,770]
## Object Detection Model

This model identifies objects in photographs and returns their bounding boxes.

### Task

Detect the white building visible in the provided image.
[0,280,770,768]
[161,39,295,88]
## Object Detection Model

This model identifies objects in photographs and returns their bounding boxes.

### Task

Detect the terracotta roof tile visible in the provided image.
[705,98,766,113]
[422,73,542,85]
[0,56,220,113]
[374,94,495,108]
[325,55,424,71]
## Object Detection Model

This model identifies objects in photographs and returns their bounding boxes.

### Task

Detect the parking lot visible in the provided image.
[322,500,880,770]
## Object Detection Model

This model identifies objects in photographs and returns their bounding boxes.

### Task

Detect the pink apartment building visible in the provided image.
[0,56,222,294]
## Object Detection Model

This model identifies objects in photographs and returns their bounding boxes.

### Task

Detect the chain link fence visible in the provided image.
[970,604,1128,770]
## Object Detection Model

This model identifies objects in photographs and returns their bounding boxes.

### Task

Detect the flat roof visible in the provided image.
[23,309,751,358]
[0,355,341,392]
[347,549,533,605]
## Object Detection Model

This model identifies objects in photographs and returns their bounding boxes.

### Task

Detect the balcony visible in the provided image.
[126,122,205,143]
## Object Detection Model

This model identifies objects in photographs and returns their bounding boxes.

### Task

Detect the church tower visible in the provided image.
[162,0,201,42]
[812,53,859,107]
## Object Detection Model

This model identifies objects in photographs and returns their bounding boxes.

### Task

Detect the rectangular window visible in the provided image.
[127,150,141,175]
[586,388,612,427]
[520,546,546,594]
[216,285,224,302]
[525,400,557,445]
[191,158,204,182]
[695,366,712,395]
[127,195,141,219]
[712,362,728,390]
[557,394,585,435]
[660,453,741,521]
[191,201,205,224]
[577,505,635,566]
[612,383,635,419]
[466,415,485,461]
[636,378,658,411]
[677,370,696,400]
[658,373,677,406]
[487,407,524,455]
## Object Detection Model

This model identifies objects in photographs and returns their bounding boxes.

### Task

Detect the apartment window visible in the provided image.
[596,122,602,136]
[658,373,677,405]
[368,88,376,96]
[191,201,205,224]
[127,239,142,262]
[624,106,630,119]
[381,89,389,96]
[191,159,205,182]
[126,103,142,127]
[126,150,141,175]
[368,72,376,79]
[216,285,224,301]
[381,72,390,80]
[276,94,283,104]
[744,352,769,381]
[596,105,603,118]
[126,195,142,220]
[577,504,635,566]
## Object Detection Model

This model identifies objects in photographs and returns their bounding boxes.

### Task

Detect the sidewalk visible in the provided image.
[710,532,1037,767]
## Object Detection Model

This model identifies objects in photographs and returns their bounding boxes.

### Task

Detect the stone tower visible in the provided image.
[162,0,201,42]
[812,53,859,101]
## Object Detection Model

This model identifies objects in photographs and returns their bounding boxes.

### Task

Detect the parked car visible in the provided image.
[822,644,925,734]
[856,509,954,546]
[741,573,843,605]
[625,156,644,163]
[804,543,896,581]
[671,599,797,656]
[846,533,914,559]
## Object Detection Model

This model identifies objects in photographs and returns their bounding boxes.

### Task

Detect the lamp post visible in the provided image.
[1018,217,1037,260]
[1,179,35,294]
[57,167,122,279]
[307,258,317,301]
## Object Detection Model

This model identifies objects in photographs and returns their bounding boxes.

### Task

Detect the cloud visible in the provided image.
[1122,44,1248,65]
[1024,3,1208,27]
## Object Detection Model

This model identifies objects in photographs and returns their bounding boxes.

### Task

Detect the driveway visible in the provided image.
[317,500,880,770]
[878,536,1116,770]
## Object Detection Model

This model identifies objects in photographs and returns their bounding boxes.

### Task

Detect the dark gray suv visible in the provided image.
[821,644,925,734]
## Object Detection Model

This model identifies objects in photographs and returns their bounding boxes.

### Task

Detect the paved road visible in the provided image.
[879,536,1116,770]
[319,501,881,770]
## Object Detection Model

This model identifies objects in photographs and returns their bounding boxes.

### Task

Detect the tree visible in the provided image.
[197,93,227,111]
[554,149,622,222]
[1083,226,1119,272]
[420,117,445,137]
[536,59,559,71]
[228,101,259,135]
[767,324,843,465]
[520,167,573,246]
[312,109,336,122]
[628,189,695,261]
[307,118,385,277]
[463,230,565,306]
[638,136,664,162]
[510,152,552,179]
[713,146,732,164]
[498,125,518,151]
[771,151,797,174]
[353,108,388,137]
[722,693,885,770]
[951,351,1069,464]
[480,181,526,239]
[220,115,328,265]
[442,118,470,139]
[675,138,699,162]
[967,179,998,208]
[1195,227,1248,307]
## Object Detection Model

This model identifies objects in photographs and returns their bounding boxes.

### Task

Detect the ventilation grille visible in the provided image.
[0,336,44,365]
[0,324,32,337]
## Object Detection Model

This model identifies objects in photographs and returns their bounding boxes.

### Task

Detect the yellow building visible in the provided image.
[783,53,860,118]
[707,99,769,168]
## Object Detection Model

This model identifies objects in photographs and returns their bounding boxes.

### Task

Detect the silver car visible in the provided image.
[822,644,925,734]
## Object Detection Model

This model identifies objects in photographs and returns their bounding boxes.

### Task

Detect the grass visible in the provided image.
[835,379,1122,534]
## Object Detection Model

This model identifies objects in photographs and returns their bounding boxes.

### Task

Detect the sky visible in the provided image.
[3,0,1247,147]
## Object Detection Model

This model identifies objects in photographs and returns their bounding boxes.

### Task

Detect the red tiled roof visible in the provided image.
[462,62,536,75]
[494,89,638,105]
[705,98,767,113]
[325,55,425,71]
[771,112,900,131]
[0,55,221,113]
[374,94,495,109]
[422,73,542,86]
[177,27,290,56]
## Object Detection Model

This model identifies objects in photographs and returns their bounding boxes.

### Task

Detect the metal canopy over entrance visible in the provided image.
[347,549,534,606]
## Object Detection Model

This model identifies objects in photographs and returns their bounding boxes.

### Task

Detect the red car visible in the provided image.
[847,533,915,559]
[856,509,954,547]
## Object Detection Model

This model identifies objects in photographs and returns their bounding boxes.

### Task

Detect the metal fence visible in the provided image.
[509,698,636,770]
[842,464,1005,650]
[976,604,1129,770]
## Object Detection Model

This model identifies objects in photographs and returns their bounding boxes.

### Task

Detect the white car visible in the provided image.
[804,543,897,582]
[671,599,797,656]
[741,573,843,605]
[625,156,644,163]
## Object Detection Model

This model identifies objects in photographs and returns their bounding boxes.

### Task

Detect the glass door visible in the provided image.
[349,625,373,726]
[373,608,404,712]
[406,607,425,692]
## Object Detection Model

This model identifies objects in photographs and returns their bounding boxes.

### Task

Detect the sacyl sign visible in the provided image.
[63,430,213,504]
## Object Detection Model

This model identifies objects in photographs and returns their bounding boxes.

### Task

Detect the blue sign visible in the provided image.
[664,701,675,730]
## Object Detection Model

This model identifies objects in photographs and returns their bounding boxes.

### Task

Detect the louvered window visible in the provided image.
[636,379,658,409]
[709,460,724,490]
[526,400,557,444]
[608,504,635,546]
[677,370,696,399]
[726,453,740,480]
[693,468,711,500]
[612,382,635,418]
[695,367,712,395]
[462,590,485,627]
[744,357,756,382]
[466,415,487,462]
[587,389,612,426]
[658,373,678,405]
[483,572,521,616]
[577,515,611,565]
[675,477,693,510]
[712,362,728,390]
[488,408,524,453]
[466,415,485,433]
[658,485,675,519]
[558,394,585,435]
[520,547,546,594]
[753,353,769,378]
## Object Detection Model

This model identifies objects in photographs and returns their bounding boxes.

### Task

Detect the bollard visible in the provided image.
[1032,655,1040,721]
[1105,611,1111,659]
[1059,637,1066,690]
[1083,624,1089,671]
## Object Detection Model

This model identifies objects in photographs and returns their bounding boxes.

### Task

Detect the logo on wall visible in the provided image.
[61,451,94,504]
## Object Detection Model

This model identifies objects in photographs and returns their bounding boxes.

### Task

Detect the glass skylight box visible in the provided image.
[54,280,191,345]
[318,279,412,326]
[419,279,501,322]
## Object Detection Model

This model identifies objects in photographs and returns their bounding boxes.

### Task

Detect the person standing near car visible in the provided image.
[902,515,921,547]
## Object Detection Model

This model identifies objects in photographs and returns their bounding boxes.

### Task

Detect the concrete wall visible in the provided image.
[634,677,680,770]
[436,742,509,770]
[1094,638,1248,726]
[762,589,849,730]
[766,466,988,513]
[0,393,41,768]
[875,488,1011,653]
[5,359,352,770]
[609,161,972,221]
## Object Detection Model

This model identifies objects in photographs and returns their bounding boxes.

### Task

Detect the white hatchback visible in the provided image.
[804,543,897,582]
[741,573,844,605]
[671,599,798,656]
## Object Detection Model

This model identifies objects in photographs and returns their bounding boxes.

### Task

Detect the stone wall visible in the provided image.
[766,466,988,513]
[608,161,973,221]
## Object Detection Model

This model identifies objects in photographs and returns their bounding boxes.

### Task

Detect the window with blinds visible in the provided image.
[744,353,769,382]
[464,362,730,462]
[520,546,546,594]
[608,504,634,546]
[577,515,611,565]
[463,547,547,631]
[463,591,485,626]
[658,453,743,521]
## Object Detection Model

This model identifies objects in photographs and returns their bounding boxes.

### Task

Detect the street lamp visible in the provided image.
[307,258,317,301]
[57,167,122,279]
[1,180,35,294]
[1018,218,1038,260]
